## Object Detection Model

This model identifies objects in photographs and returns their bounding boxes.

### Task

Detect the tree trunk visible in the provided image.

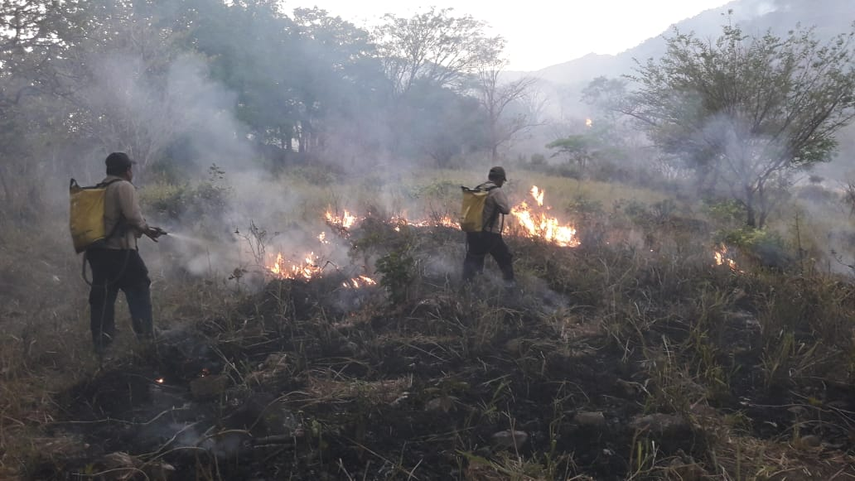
[744,187,757,227]
[745,202,757,228]
[758,210,768,229]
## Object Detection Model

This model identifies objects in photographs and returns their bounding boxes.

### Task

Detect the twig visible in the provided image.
[76,466,150,480]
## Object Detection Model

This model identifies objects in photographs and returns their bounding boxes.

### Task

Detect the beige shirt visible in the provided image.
[479,181,510,234]
[101,175,149,250]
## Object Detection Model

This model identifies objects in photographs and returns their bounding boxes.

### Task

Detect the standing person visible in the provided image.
[462,166,515,284]
[87,152,165,352]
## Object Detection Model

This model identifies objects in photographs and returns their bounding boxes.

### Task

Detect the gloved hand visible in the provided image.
[145,226,167,242]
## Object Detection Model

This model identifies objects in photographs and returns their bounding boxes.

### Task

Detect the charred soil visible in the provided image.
[26,225,855,480]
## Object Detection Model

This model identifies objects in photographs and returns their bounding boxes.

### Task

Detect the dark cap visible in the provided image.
[488,166,507,181]
[105,152,136,173]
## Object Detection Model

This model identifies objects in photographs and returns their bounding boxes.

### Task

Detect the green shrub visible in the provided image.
[375,248,415,304]
[703,199,745,226]
[139,164,232,222]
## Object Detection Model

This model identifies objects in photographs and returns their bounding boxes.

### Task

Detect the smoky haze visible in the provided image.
[1,0,853,281]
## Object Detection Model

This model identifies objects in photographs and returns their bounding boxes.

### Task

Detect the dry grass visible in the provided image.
[2,169,855,479]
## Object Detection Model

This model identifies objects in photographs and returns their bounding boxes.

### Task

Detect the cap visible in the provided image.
[105,152,136,172]
[488,166,507,181]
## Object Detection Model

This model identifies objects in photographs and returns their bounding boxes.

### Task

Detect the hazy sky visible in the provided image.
[287,0,734,71]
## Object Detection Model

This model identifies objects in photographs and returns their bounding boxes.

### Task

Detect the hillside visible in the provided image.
[525,0,855,86]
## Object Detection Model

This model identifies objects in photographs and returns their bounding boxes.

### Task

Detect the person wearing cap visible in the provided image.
[462,166,515,283]
[87,152,165,352]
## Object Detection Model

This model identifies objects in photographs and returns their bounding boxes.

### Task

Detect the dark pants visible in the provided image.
[463,232,514,282]
[87,249,153,350]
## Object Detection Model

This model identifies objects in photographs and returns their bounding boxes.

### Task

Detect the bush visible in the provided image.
[703,199,745,226]
[139,164,232,222]
[375,248,415,304]
[717,226,792,269]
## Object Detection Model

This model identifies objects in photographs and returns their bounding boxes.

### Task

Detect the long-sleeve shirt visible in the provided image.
[478,181,510,234]
[101,175,149,250]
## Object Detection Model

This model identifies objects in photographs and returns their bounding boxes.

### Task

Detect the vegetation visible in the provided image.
[1,0,855,479]
[586,22,855,227]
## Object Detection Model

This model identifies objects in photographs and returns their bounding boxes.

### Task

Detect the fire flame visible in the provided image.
[342,275,378,289]
[392,215,458,229]
[155,378,164,384]
[269,252,323,280]
[714,244,739,272]
[585,118,593,128]
[530,186,545,207]
[264,185,579,282]
[510,186,580,247]
[326,210,357,230]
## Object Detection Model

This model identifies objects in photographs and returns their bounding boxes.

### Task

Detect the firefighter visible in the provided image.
[87,152,165,352]
[462,166,515,283]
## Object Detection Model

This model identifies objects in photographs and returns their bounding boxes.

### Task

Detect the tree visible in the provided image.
[628,23,855,227]
[374,7,502,94]
[476,64,537,161]
[546,135,597,170]
[55,0,189,171]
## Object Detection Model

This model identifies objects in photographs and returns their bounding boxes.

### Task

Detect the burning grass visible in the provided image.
[3,171,855,480]
[9,215,854,480]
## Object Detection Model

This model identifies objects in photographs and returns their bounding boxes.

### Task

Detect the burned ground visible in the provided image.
[20,223,855,480]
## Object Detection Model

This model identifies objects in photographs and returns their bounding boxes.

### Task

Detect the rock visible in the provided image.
[574,411,606,428]
[491,430,528,450]
[190,374,229,400]
[629,413,688,436]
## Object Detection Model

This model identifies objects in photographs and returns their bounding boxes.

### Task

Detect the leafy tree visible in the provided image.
[546,135,598,171]
[629,23,855,227]
[374,7,502,94]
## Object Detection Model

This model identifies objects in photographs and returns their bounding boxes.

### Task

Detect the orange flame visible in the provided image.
[714,244,740,272]
[325,210,358,230]
[268,251,323,280]
[342,275,378,289]
[392,214,457,229]
[510,186,580,247]
[267,188,579,282]
[530,186,545,207]
[586,118,593,128]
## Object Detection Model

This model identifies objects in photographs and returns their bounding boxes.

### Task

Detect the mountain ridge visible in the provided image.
[512,0,854,86]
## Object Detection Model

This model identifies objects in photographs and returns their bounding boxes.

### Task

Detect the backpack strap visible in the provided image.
[98,179,128,242]
[96,178,124,189]
[480,184,501,231]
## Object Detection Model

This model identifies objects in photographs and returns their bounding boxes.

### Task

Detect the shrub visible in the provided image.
[375,248,415,304]
[703,199,745,226]
[139,164,232,223]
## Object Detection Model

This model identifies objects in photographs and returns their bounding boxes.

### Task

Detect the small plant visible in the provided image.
[375,248,415,304]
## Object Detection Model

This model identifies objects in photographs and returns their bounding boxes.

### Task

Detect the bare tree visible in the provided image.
[476,64,537,161]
